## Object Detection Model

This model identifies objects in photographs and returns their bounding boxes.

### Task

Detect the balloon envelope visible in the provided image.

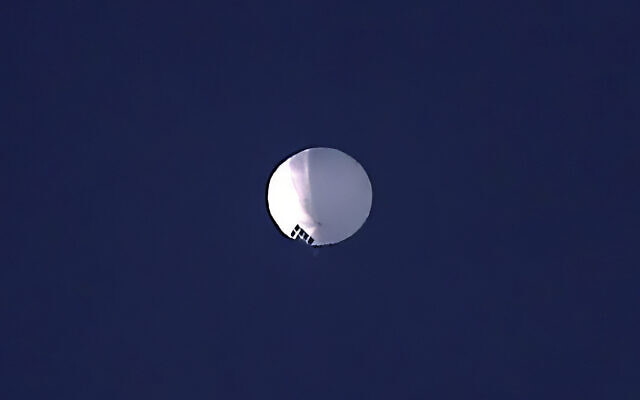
[267,147,372,246]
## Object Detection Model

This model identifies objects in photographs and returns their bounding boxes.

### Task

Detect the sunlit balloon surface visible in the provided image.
[267,147,373,246]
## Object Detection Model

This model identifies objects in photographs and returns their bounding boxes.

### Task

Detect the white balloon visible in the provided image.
[267,147,372,246]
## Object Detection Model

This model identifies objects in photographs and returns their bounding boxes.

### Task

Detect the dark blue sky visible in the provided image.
[2,1,639,398]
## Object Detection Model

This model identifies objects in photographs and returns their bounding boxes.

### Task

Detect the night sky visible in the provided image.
[2,1,639,398]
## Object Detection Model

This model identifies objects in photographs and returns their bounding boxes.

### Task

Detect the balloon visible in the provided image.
[267,147,373,246]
